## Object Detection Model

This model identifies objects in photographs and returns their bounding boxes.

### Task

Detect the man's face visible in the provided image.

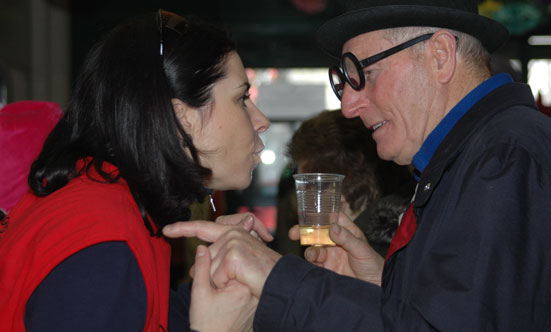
[340,30,436,165]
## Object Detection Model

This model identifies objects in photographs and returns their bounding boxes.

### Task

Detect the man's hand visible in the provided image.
[207,227,281,298]
[215,213,273,242]
[289,213,384,286]
[163,220,282,297]
[190,245,257,332]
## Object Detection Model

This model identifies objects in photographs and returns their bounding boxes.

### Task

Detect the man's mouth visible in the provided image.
[372,121,387,131]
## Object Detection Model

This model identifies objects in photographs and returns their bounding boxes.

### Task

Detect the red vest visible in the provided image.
[0,162,171,331]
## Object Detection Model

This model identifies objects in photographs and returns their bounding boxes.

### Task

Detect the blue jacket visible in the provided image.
[254,82,551,331]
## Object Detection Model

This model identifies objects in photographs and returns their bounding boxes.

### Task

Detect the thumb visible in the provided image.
[238,215,254,232]
[329,223,365,255]
[191,245,213,295]
[288,225,300,241]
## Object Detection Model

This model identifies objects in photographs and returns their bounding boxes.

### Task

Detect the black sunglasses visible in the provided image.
[157,9,189,57]
[329,33,436,100]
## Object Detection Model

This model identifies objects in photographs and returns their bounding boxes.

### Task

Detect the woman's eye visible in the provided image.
[240,93,251,106]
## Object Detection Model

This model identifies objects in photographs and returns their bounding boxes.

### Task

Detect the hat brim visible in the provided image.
[316,5,509,58]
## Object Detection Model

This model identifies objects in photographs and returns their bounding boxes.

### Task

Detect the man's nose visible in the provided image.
[340,83,366,119]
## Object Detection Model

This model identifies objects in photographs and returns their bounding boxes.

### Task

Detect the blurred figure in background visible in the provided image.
[278,110,415,256]
[273,162,300,255]
[0,101,63,221]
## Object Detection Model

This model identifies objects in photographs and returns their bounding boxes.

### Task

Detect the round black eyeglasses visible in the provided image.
[329,33,435,100]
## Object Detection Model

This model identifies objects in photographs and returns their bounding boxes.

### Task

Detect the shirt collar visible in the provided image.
[411,73,513,181]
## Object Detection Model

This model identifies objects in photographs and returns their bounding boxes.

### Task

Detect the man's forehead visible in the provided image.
[342,30,390,56]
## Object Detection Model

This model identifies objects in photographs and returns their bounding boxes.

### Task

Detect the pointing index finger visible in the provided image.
[162,220,234,243]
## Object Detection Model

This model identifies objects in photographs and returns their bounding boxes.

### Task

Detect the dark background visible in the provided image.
[66,0,551,82]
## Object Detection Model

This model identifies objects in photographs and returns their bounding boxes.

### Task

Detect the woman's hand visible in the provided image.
[189,245,257,332]
[289,213,384,286]
[164,212,273,244]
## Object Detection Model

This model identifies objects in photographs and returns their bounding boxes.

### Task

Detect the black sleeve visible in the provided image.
[169,282,192,332]
[254,255,384,332]
[25,241,147,332]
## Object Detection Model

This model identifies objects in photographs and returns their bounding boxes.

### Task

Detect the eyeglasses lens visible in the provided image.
[329,67,344,99]
[343,54,362,89]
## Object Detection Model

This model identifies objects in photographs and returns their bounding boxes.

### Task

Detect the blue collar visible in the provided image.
[411,73,513,181]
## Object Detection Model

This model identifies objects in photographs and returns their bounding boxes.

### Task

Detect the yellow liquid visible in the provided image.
[299,225,336,246]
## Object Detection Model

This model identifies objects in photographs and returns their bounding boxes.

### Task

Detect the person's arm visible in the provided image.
[164,222,385,331]
[254,255,385,332]
[25,242,147,332]
[169,283,192,332]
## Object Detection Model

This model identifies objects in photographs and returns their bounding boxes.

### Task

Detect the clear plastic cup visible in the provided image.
[293,173,345,246]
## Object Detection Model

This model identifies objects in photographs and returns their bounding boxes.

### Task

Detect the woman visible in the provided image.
[0,10,270,332]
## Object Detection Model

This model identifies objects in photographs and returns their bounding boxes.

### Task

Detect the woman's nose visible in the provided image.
[251,103,270,133]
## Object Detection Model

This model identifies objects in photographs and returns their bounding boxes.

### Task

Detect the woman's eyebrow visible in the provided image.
[235,82,251,91]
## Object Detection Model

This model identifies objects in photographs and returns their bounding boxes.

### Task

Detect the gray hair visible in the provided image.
[383,27,491,79]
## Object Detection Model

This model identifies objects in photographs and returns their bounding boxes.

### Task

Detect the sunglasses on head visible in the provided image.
[157,9,189,57]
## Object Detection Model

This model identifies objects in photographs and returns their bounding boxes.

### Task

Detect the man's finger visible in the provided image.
[238,216,271,242]
[336,213,366,239]
[304,245,328,264]
[217,214,274,242]
[288,224,300,241]
[246,215,273,242]
[162,220,231,242]
[329,223,366,256]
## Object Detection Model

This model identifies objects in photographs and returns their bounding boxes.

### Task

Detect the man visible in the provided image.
[164,0,551,330]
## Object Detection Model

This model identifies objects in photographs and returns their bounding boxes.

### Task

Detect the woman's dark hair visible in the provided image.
[287,110,413,213]
[29,11,236,236]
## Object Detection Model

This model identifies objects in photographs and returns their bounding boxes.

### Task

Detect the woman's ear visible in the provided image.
[171,98,199,134]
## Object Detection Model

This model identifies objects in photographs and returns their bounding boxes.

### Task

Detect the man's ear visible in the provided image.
[430,30,457,84]
[171,98,199,134]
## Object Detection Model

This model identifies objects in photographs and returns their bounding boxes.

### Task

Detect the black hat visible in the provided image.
[317,0,509,58]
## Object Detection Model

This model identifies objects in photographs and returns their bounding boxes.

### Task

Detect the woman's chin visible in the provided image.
[208,174,252,191]
[234,176,253,191]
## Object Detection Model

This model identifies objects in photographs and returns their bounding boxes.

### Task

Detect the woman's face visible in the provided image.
[178,51,270,190]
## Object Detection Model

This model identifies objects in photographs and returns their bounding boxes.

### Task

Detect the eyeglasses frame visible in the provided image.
[329,33,454,100]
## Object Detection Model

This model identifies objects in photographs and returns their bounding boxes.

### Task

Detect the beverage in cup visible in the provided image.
[293,173,345,246]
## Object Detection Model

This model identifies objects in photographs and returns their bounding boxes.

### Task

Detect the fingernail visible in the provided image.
[242,215,254,229]
[331,224,341,235]
[163,225,173,233]
[306,249,313,260]
[196,245,206,257]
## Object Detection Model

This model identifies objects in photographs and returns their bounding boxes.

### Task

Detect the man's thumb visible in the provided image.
[329,223,362,253]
